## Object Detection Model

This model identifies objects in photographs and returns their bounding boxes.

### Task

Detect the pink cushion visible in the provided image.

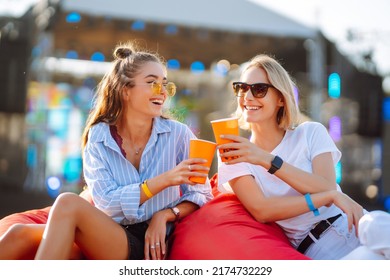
[167,193,310,260]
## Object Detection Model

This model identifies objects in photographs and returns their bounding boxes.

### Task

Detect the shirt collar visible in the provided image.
[88,117,171,150]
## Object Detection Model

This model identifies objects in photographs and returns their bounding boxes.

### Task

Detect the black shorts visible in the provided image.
[120,222,149,260]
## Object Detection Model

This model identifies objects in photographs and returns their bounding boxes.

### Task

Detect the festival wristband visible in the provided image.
[304,193,320,216]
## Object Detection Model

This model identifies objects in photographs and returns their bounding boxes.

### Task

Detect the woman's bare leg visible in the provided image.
[0,224,44,259]
[0,223,84,260]
[35,192,129,260]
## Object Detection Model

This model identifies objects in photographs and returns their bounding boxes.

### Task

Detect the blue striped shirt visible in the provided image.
[83,117,213,225]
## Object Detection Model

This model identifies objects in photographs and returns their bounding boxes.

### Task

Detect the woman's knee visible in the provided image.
[50,192,85,218]
[0,224,42,259]
[1,224,35,243]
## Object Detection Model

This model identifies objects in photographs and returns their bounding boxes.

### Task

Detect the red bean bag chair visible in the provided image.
[0,207,51,236]
[167,174,310,260]
[0,190,92,237]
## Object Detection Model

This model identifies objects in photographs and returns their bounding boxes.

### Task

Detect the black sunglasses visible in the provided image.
[232,82,275,98]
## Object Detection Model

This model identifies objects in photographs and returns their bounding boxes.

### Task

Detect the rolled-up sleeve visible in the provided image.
[178,179,214,207]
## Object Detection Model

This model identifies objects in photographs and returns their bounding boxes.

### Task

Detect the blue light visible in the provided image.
[46,176,62,198]
[91,52,105,62]
[165,25,178,35]
[383,97,390,121]
[31,46,42,57]
[131,20,145,31]
[65,50,78,59]
[167,59,180,70]
[213,63,228,76]
[190,61,205,74]
[384,196,390,211]
[328,72,341,99]
[66,12,81,23]
[335,161,342,184]
[182,89,192,96]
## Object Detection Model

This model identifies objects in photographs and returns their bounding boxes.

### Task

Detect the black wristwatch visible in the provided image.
[170,207,180,223]
[268,155,283,174]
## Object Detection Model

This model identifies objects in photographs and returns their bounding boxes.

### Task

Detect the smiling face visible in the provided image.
[239,66,284,125]
[124,61,169,118]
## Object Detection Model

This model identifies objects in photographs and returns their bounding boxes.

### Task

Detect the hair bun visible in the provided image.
[114,47,133,59]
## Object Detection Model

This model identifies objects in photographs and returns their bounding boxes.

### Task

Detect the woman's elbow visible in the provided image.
[248,206,273,223]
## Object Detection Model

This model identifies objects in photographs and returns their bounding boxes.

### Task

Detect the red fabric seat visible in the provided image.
[167,173,309,260]
[0,190,93,237]
[167,193,309,260]
[0,207,51,236]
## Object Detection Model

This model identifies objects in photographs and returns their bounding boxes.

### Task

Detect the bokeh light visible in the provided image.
[365,184,378,199]
[46,176,62,198]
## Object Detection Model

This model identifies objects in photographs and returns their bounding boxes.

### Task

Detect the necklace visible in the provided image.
[135,147,142,155]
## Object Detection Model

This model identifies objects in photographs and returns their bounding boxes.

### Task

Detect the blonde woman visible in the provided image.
[216,54,387,259]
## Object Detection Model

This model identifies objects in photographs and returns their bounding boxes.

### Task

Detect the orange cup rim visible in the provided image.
[210,117,239,124]
[190,139,217,145]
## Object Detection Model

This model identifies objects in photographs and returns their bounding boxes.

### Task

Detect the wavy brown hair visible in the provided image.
[81,41,165,151]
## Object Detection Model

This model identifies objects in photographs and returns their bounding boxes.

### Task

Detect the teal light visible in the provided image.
[63,157,82,183]
[328,73,341,99]
[335,161,342,184]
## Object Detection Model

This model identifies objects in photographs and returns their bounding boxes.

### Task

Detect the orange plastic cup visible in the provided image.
[189,139,217,184]
[210,117,239,162]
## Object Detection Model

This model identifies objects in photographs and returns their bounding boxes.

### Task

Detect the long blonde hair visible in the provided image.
[81,42,164,151]
[236,54,300,130]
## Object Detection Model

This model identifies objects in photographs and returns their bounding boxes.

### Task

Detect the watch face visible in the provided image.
[172,207,180,215]
[171,207,180,222]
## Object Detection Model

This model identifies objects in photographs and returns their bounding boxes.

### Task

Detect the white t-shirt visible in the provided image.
[218,121,344,247]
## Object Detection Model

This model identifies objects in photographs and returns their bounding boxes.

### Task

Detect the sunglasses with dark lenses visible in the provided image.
[232,82,275,98]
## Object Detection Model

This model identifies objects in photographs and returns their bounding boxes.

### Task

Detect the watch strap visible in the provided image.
[170,207,180,223]
[268,155,283,174]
